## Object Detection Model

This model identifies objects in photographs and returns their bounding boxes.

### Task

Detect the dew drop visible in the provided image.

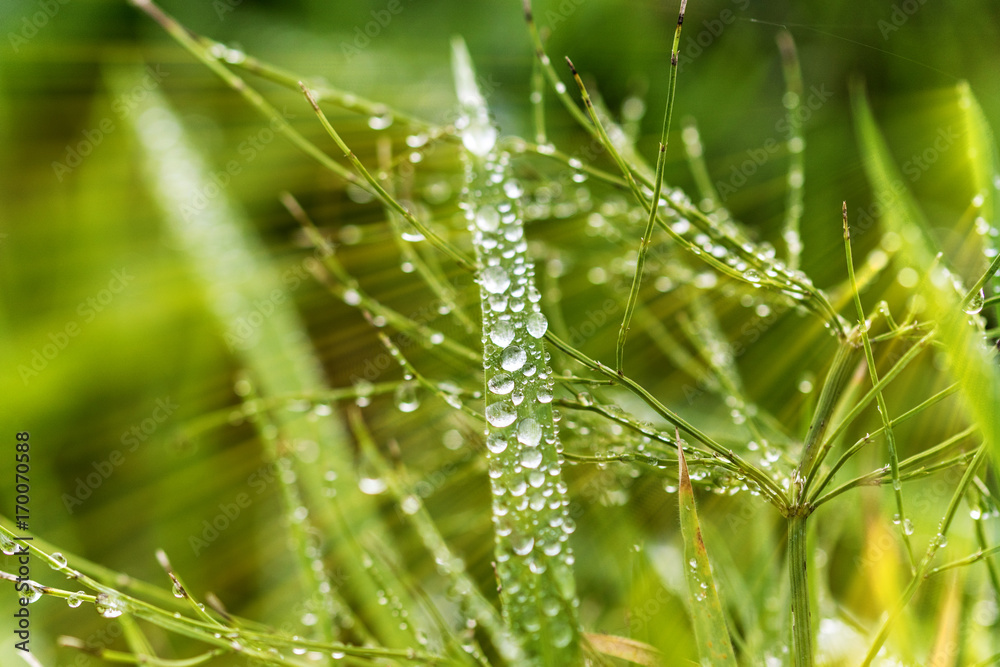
[475,206,500,232]
[526,312,548,338]
[501,346,527,371]
[394,382,421,413]
[516,419,542,447]
[51,552,67,568]
[359,477,387,495]
[400,495,420,515]
[486,433,509,454]
[486,402,517,427]
[490,321,516,347]
[95,593,124,618]
[488,373,515,395]
[964,289,985,315]
[481,266,511,294]
[520,449,543,469]
[67,592,84,608]
[511,534,535,556]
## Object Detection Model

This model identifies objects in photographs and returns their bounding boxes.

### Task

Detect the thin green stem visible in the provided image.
[802,331,934,496]
[861,444,989,665]
[615,0,687,373]
[960,250,1000,310]
[777,30,805,271]
[300,84,476,272]
[789,515,813,667]
[843,202,914,567]
[795,332,861,505]
[545,331,788,510]
[809,383,958,502]
[129,0,362,188]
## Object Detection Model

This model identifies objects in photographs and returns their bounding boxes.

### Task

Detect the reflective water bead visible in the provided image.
[501,346,527,371]
[526,312,548,338]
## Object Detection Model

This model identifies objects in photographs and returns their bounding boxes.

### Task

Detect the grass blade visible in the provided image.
[852,82,1000,488]
[453,37,581,665]
[676,433,737,667]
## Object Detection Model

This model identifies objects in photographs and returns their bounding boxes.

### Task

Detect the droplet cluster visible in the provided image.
[458,93,579,655]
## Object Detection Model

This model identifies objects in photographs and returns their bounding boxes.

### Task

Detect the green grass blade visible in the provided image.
[453,36,581,665]
[676,436,737,667]
[122,77,420,649]
[852,83,1000,486]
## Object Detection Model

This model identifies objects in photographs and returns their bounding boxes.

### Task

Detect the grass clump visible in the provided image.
[3,2,1000,667]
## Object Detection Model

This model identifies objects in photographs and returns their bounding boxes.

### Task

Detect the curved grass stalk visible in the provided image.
[347,408,523,665]
[844,203,914,567]
[130,0,361,189]
[375,138,477,333]
[801,331,933,499]
[861,444,989,665]
[616,0,687,373]
[776,30,805,271]
[282,192,479,363]
[453,37,581,665]
[300,84,475,272]
[122,77,424,649]
[544,331,788,510]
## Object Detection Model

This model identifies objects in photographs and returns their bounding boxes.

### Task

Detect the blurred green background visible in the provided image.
[2,0,999,664]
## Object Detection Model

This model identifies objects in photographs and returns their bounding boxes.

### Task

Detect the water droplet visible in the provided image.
[516,419,542,447]
[23,581,43,604]
[51,552,67,568]
[903,519,914,535]
[95,593,124,618]
[400,495,420,515]
[368,113,393,130]
[359,477,387,495]
[744,269,761,283]
[526,312,548,338]
[475,206,500,232]
[394,382,421,413]
[0,534,17,556]
[488,373,515,395]
[481,266,510,294]
[520,449,543,469]
[486,433,508,454]
[511,534,534,556]
[172,582,185,598]
[490,321,516,347]
[461,114,497,156]
[501,346,527,371]
[965,289,985,315]
[486,402,516,427]
[67,592,84,608]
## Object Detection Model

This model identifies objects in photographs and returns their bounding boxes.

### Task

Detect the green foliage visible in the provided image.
[3,2,1000,667]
